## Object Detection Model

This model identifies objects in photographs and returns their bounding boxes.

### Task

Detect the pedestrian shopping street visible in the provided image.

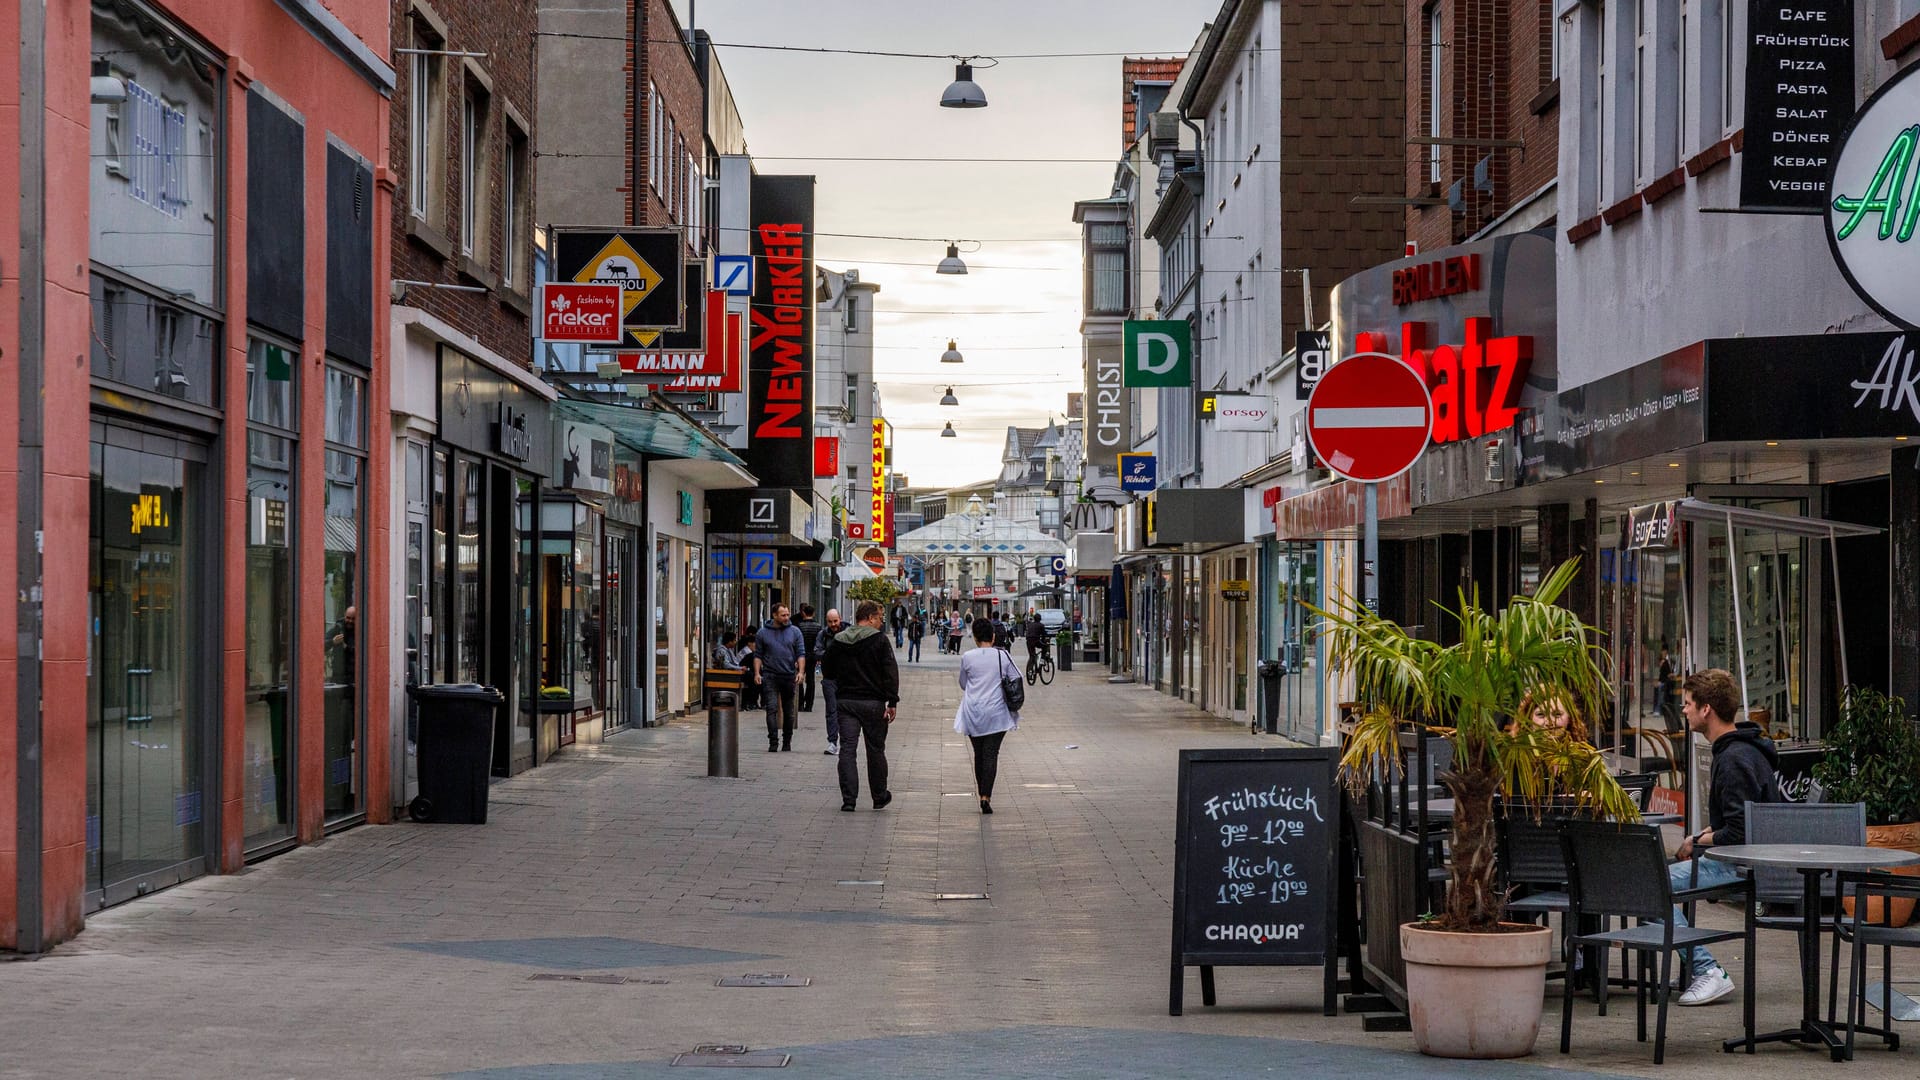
[2,653,1911,1079]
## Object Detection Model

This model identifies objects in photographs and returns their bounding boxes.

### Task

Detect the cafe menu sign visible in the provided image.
[1740,0,1854,211]
[1169,747,1337,1017]
[1826,60,1920,329]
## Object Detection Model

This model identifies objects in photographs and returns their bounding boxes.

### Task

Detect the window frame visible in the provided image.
[502,121,528,290]
[1428,4,1445,185]
[407,22,444,223]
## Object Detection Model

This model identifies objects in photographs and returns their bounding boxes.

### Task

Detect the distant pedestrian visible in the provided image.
[796,603,826,713]
[710,630,740,670]
[752,604,806,752]
[945,609,966,654]
[822,600,899,812]
[890,602,907,646]
[819,608,846,755]
[907,612,925,663]
[955,618,1019,815]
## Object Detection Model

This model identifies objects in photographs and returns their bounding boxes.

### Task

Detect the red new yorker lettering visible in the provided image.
[753,222,808,440]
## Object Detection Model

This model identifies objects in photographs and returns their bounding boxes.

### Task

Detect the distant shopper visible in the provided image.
[1024,613,1048,664]
[752,605,807,752]
[906,612,926,663]
[822,600,899,812]
[955,618,1019,815]
[890,602,907,647]
[711,631,739,670]
[795,603,826,713]
[1669,668,1779,1007]
[945,609,966,655]
[820,608,846,755]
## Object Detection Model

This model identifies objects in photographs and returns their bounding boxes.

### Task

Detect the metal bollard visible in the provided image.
[708,691,739,778]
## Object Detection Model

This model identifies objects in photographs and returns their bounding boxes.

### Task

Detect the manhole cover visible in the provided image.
[716,973,810,987]
[528,973,629,985]
[671,1046,790,1068]
[933,893,989,901]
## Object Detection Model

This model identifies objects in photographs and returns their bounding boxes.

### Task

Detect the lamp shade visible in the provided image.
[935,243,968,275]
[941,422,957,438]
[939,62,987,109]
[940,340,963,364]
[91,59,126,104]
[939,387,959,406]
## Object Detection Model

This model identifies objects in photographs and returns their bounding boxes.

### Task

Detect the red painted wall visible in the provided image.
[6,0,390,948]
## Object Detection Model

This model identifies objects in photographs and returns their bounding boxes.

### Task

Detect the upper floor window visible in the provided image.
[845,292,860,332]
[1086,221,1129,316]
[408,23,444,222]
[1427,5,1445,184]
[503,121,528,289]
[460,79,491,262]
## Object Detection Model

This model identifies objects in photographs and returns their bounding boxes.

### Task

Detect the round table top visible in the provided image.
[1703,844,1920,871]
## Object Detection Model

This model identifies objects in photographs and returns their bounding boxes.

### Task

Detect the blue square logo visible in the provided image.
[714,254,754,297]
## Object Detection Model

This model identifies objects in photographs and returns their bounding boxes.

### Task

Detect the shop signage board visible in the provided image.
[1169,747,1338,1016]
[1626,500,1681,550]
[863,547,888,573]
[1207,394,1277,432]
[871,419,889,545]
[1123,320,1192,387]
[614,266,708,352]
[744,176,817,489]
[1294,330,1330,401]
[743,550,777,582]
[551,418,614,495]
[709,550,739,581]
[1119,453,1157,493]
[1085,341,1132,474]
[813,435,840,477]
[714,253,754,296]
[1740,0,1855,211]
[1220,579,1251,601]
[552,227,686,340]
[538,283,624,344]
[495,404,534,462]
[1826,59,1920,329]
[1305,353,1433,484]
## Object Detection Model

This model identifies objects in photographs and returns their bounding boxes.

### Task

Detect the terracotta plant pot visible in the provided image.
[1401,922,1554,1059]
[1842,822,1920,927]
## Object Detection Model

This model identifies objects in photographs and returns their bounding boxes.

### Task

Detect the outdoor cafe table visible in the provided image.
[1703,844,1920,1061]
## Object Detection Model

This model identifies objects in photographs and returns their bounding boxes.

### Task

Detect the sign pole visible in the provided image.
[1362,482,1379,614]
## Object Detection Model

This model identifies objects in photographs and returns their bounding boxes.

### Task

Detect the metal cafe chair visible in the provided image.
[1742,801,1866,1022]
[1560,821,1757,1065]
[1836,870,1920,1058]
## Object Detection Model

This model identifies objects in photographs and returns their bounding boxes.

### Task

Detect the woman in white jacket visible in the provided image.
[953,617,1019,814]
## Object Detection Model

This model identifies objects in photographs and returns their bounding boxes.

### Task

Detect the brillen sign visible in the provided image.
[1826,58,1920,329]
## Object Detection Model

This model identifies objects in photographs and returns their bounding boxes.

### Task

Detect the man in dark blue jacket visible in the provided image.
[1668,667,1779,1007]
[751,605,807,752]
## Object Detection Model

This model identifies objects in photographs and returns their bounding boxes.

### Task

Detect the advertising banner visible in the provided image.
[539,283,624,344]
[1123,319,1192,387]
[814,435,840,478]
[871,419,889,545]
[1295,330,1330,401]
[1826,60,1920,329]
[1118,452,1157,493]
[1084,340,1131,475]
[745,176,817,489]
[552,227,686,340]
[1740,0,1854,210]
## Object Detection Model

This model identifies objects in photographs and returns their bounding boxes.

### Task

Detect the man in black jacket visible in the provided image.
[1667,667,1779,1007]
[821,600,899,812]
[795,604,826,713]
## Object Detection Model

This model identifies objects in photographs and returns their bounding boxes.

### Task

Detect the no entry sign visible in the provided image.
[1305,352,1432,483]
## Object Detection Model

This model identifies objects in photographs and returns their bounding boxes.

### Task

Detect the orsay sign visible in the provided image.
[1827,59,1920,329]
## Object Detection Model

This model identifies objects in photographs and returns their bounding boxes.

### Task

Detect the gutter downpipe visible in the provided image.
[16,0,49,955]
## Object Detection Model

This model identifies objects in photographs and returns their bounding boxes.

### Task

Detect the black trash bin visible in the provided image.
[406,683,503,824]
[1257,660,1283,735]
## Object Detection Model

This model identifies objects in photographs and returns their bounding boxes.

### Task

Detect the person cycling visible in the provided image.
[1024,614,1048,665]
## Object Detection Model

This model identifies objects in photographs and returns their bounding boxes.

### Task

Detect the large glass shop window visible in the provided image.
[244,340,297,846]
[323,367,367,820]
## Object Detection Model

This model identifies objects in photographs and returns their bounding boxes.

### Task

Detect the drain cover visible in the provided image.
[933,892,989,901]
[836,879,884,886]
[671,1046,790,1068]
[717,973,810,988]
[528,973,629,985]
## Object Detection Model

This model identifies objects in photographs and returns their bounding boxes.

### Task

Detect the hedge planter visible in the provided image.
[1402,922,1555,1059]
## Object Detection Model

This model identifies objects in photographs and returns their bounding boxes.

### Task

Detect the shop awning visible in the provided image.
[551,398,752,477]
[1664,497,1880,539]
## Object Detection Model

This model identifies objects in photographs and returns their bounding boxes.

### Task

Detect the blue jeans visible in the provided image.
[1669,856,1744,978]
[907,637,921,662]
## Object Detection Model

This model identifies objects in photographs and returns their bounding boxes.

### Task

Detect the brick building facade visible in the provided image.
[1405,0,1560,251]
[391,0,535,363]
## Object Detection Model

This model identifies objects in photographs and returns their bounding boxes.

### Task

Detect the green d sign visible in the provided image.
[1123,319,1192,387]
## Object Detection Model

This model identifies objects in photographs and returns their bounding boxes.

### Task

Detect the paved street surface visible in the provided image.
[5,650,1916,1078]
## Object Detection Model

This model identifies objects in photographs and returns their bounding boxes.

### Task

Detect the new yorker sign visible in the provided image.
[1740,0,1855,210]
[1826,57,1920,329]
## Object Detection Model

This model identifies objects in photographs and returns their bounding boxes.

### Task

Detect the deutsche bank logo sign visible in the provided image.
[747,497,777,526]
[714,254,755,297]
[744,551,777,581]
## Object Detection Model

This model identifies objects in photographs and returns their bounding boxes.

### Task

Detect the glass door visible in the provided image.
[654,536,672,720]
[685,542,704,710]
[89,430,209,904]
[603,528,629,732]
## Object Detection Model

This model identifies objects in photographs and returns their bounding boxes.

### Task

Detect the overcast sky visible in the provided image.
[671,0,1219,488]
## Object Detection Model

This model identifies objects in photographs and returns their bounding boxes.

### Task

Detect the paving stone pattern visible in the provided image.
[1,650,1910,1078]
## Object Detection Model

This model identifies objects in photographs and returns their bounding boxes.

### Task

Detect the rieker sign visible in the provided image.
[538,283,624,344]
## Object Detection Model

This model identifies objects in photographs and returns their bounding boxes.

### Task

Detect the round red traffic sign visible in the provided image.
[1305,352,1433,483]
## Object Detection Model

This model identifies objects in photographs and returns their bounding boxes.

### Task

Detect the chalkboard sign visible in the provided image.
[1170,747,1338,1016]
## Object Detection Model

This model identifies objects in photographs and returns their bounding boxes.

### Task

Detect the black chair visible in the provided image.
[1836,870,1920,1058]
[1559,820,1756,1064]
[1743,801,1865,1021]
[1499,811,1570,922]
[1614,772,1657,812]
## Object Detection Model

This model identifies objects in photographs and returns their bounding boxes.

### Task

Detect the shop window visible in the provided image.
[322,364,367,822]
[244,337,297,847]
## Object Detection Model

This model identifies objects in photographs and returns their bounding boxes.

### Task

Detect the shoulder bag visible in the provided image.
[997,650,1025,713]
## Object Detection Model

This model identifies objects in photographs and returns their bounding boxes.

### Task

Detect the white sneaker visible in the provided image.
[1676,966,1735,1006]
[824,743,838,756]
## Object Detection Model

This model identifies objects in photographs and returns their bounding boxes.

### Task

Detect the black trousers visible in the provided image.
[762,673,798,746]
[969,731,1007,798]
[800,664,817,712]
[835,698,890,803]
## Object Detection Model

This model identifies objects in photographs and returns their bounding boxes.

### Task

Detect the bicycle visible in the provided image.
[1025,646,1054,686]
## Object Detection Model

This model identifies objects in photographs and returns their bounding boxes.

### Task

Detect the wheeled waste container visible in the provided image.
[406,683,503,823]
[1258,660,1283,734]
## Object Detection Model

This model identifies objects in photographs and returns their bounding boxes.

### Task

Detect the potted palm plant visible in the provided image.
[1312,560,1637,1059]
[1811,685,1920,926]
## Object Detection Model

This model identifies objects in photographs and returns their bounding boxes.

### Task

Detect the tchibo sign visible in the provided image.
[1827,60,1920,329]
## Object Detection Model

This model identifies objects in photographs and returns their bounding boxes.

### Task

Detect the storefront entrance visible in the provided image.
[88,424,213,906]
